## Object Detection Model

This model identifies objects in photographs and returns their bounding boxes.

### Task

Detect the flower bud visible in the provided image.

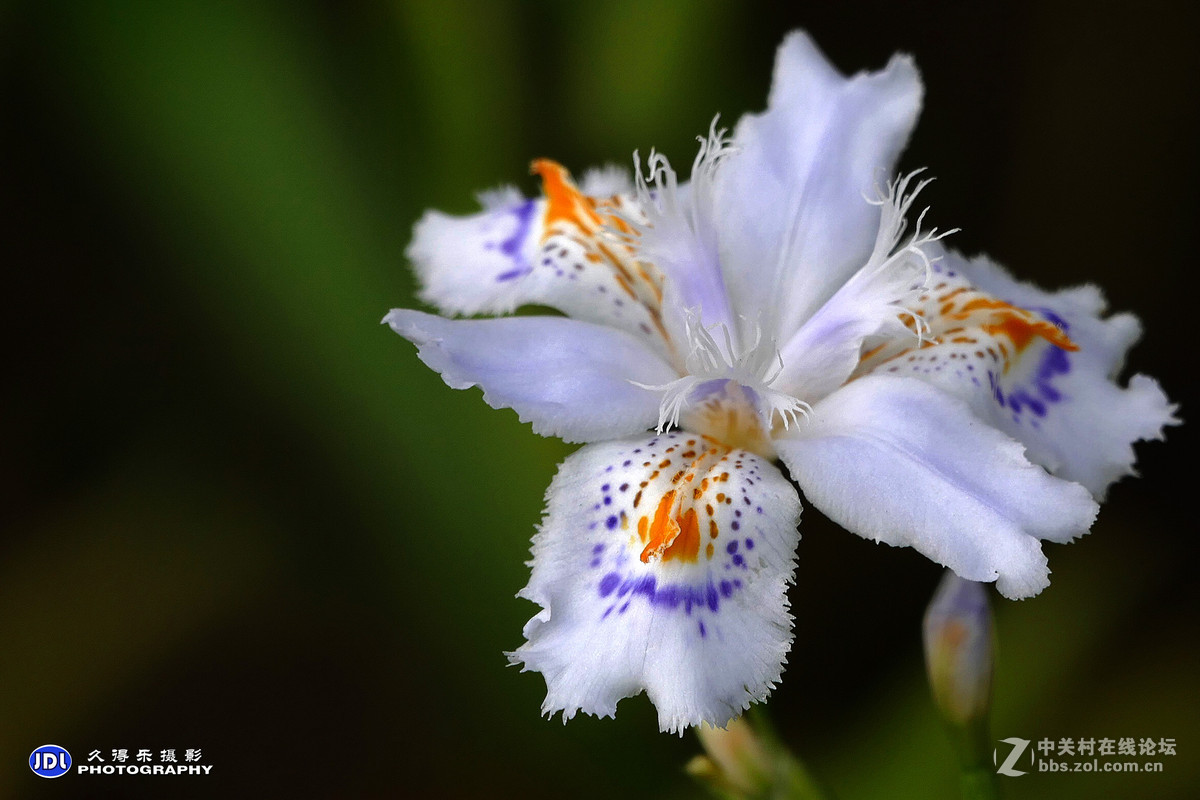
[922,570,995,728]
[687,717,773,797]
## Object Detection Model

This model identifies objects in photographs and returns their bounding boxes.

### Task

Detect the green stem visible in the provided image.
[946,717,1001,800]
[959,765,1000,800]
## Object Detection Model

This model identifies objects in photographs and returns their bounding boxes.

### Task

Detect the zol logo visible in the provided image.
[29,745,72,778]
[994,737,1033,777]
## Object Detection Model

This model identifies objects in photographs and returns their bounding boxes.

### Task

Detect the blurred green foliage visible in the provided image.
[4,1,1197,797]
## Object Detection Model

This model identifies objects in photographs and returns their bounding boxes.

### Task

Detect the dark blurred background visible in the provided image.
[3,1,1197,797]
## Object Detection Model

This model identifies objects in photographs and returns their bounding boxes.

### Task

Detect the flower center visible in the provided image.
[681,382,776,459]
[638,313,811,456]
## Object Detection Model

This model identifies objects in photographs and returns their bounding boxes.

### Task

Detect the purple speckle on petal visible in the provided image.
[599,572,620,597]
[605,515,619,530]
[609,576,726,614]
[494,200,536,281]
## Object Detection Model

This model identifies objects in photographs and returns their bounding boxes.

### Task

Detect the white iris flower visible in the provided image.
[385,32,1177,733]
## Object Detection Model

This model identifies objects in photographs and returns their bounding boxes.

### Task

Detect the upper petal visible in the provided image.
[772,173,938,404]
[715,31,923,345]
[626,126,738,349]
[776,376,1098,599]
[510,432,802,733]
[384,309,677,443]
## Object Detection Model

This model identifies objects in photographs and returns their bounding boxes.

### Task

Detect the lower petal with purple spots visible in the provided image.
[509,433,803,733]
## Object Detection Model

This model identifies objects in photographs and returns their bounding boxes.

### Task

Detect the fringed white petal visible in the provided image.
[509,433,802,733]
[777,376,1098,599]
[952,254,1178,498]
[580,163,633,197]
[406,162,677,365]
[406,195,548,316]
[384,309,676,443]
[856,248,1179,499]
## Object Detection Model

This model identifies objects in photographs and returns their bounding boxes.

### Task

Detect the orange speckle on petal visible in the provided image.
[982,313,1077,353]
[639,491,679,563]
[531,159,601,234]
[951,297,1008,317]
[861,343,885,361]
[663,507,700,563]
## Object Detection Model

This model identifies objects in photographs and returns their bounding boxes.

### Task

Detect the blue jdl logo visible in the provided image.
[29,745,72,778]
